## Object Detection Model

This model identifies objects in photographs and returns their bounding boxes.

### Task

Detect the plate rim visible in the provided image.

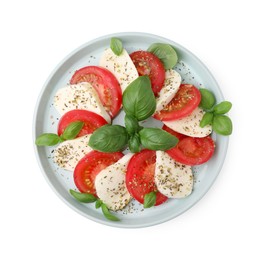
[33,32,229,228]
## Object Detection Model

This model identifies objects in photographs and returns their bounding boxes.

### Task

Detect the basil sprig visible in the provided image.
[212,115,233,136]
[101,204,120,221]
[61,121,84,140]
[123,76,156,121]
[69,190,120,221]
[89,124,178,153]
[69,189,97,203]
[95,199,103,209]
[200,112,214,128]
[199,88,233,135]
[199,88,216,110]
[124,114,141,135]
[88,124,128,152]
[128,134,141,153]
[213,101,232,115]
[35,121,84,146]
[35,133,61,146]
[139,128,179,151]
[110,37,123,56]
[88,76,179,153]
[144,191,157,208]
[148,43,178,69]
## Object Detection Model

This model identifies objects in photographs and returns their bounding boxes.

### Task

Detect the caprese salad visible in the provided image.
[35,37,233,221]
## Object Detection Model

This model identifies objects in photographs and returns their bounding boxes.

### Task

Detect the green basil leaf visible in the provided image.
[147,43,178,69]
[123,76,156,121]
[200,112,214,128]
[128,134,141,153]
[124,114,140,135]
[199,88,216,110]
[213,101,232,115]
[95,199,103,209]
[89,124,128,152]
[212,115,233,135]
[101,203,120,221]
[144,191,157,208]
[61,121,84,140]
[69,189,97,203]
[139,128,179,150]
[35,133,61,146]
[110,37,123,56]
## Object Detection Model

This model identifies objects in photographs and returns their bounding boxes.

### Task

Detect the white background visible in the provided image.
[1,0,260,259]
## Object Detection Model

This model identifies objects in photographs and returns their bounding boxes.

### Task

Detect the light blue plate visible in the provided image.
[33,32,229,228]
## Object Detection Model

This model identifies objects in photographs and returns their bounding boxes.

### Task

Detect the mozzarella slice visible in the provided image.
[54,82,111,123]
[163,107,212,137]
[95,153,133,211]
[99,48,138,93]
[155,151,193,198]
[155,69,181,113]
[53,134,92,171]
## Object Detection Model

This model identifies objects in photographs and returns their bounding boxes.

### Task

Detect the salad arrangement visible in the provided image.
[35,37,232,221]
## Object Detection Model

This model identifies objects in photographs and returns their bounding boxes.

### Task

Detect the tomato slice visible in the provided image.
[130,51,165,96]
[70,66,122,118]
[163,125,215,165]
[154,84,201,121]
[58,109,107,137]
[74,151,123,195]
[126,150,168,205]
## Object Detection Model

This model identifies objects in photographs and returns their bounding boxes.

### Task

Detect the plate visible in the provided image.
[33,32,228,228]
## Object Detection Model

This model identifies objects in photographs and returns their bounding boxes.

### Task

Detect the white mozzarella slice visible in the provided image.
[99,48,138,93]
[163,107,212,137]
[95,153,133,211]
[54,82,111,123]
[53,135,92,171]
[155,151,193,198]
[155,69,181,113]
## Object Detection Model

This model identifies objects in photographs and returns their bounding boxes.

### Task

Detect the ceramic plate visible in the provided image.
[33,32,228,228]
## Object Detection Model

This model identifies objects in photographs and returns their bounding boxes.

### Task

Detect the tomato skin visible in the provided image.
[163,125,215,165]
[74,151,123,195]
[126,149,168,205]
[130,51,165,96]
[58,109,107,137]
[154,84,201,121]
[70,66,122,118]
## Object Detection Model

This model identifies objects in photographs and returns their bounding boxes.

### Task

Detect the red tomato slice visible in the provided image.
[130,51,165,96]
[163,125,215,165]
[74,151,123,195]
[154,84,201,121]
[126,150,168,205]
[58,109,107,137]
[70,66,122,118]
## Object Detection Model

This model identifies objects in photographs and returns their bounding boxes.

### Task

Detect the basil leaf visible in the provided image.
[69,189,97,203]
[101,203,120,221]
[124,114,140,135]
[128,134,141,153]
[200,112,214,128]
[139,128,179,150]
[212,115,233,135]
[110,37,123,56]
[199,88,216,110]
[89,124,128,152]
[61,121,84,140]
[144,191,157,208]
[123,76,156,121]
[95,199,103,209]
[35,133,61,146]
[147,43,178,69]
[213,101,232,115]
